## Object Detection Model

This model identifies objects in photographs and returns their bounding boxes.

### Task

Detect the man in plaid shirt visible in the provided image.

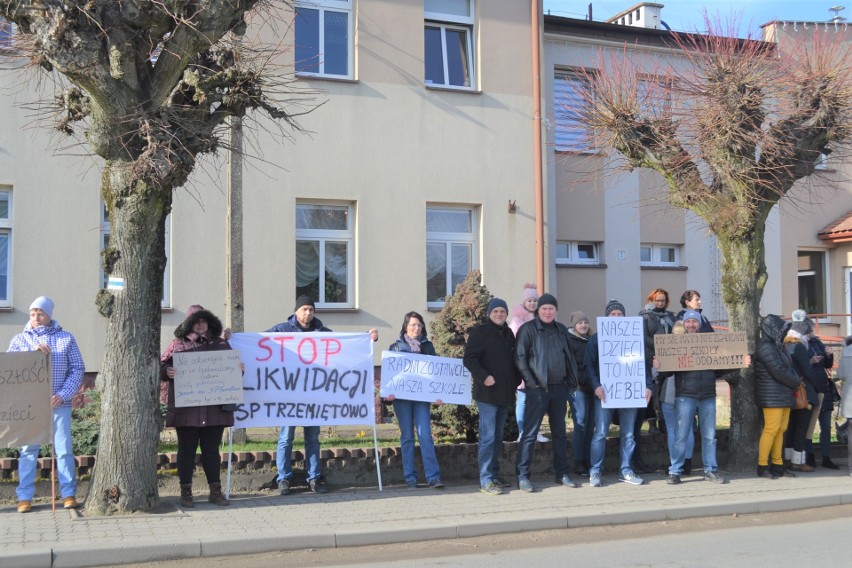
[10,296,85,513]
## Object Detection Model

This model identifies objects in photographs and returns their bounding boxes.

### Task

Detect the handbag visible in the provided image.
[792,382,808,410]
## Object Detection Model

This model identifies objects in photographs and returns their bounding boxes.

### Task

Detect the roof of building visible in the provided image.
[818,211,852,242]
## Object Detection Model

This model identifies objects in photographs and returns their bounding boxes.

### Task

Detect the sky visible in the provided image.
[542,1,848,34]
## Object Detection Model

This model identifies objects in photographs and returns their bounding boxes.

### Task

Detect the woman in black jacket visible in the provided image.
[782,318,821,472]
[753,314,801,479]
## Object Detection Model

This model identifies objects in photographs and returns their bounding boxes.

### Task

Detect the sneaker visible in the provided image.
[619,471,644,485]
[405,480,418,489]
[704,471,727,484]
[536,433,550,443]
[308,479,328,494]
[63,497,78,509]
[278,479,290,496]
[557,474,580,488]
[493,478,512,488]
[589,473,602,487]
[479,482,503,496]
[666,474,681,485]
[575,465,590,477]
[428,479,445,490]
[518,478,535,493]
[17,500,31,513]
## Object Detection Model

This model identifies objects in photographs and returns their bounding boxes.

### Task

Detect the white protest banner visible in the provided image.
[380,351,471,405]
[597,316,647,409]
[172,350,244,408]
[228,332,374,428]
[654,332,749,372]
[0,351,52,448]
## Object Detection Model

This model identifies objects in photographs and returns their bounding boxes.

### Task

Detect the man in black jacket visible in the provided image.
[514,293,580,492]
[464,298,521,496]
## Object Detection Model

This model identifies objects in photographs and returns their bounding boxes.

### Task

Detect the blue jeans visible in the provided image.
[277,425,321,482]
[573,390,595,467]
[516,389,527,439]
[670,396,717,475]
[476,401,509,486]
[393,399,440,484]
[590,401,637,476]
[515,383,571,480]
[661,401,694,461]
[17,406,76,501]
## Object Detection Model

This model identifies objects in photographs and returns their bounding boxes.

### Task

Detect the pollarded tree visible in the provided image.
[0,1,306,513]
[572,20,852,469]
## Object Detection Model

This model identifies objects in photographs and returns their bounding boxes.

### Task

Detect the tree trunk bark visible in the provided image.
[717,229,767,471]
[88,163,170,514]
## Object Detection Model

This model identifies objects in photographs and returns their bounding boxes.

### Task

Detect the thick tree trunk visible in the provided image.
[88,163,170,514]
[717,229,767,471]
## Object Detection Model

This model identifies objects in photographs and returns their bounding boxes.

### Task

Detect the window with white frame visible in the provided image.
[0,18,13,48]
[555,241,600,265]
[424,0,475,88]
[296,203,354,307]
[640,244,680,267]
[294,0,352,78]
[426,206,477,306]
[815,152,829,170]
[798,250,827,315]
[554,71,594,153]
[0,189,12,306]
[637,76,672,119]
[100,203,171,307]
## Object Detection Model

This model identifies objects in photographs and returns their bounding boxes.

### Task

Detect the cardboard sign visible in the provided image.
[597,316,647,409]
[380,351,472,405]
[654,332,749,372]
[172,350,244,408]
[228,332,375,428]
[0,351,52,447]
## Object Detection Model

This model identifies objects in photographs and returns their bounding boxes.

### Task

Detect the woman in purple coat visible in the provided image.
[160,305,235,508]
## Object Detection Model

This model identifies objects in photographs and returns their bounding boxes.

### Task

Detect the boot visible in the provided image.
[783,447,793,470]
[822,457,839,470]
[769,464,787,479]
[756,464,773,478]
[683,458,692,476]
[791,450,815,472]
[179,484,194,508]
[208,482,230,506]
[805,451,816,469]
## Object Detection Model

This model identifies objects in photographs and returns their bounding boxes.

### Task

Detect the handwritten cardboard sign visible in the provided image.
[173,350,244,408]
[228,332,375,428]
[597,316,647,409]
[654,331,748,372]
[0,351,52,448]
[380,351,472,405]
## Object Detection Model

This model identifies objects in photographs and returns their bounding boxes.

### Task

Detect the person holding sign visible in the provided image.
[586,299,650,488]
[11,296,85,514]
[656,310,750,485]
[160,305,235,508]
[386,311,444,489]
[464,298,521,496]
[514,293,581,493]
[267,295,378,495]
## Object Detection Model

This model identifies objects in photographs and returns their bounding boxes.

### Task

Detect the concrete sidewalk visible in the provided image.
[2,468,851,568]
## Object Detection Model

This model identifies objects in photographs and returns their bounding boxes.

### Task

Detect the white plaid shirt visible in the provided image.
[8,321,85,407]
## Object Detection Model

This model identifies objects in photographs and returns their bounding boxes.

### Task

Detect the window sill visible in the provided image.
[161,307,174,313]
[0,306,13,313]
[297,73,358,84]
[427,306,444,313]
[640,265,688,271]
[556,262,607,269]
[425,84,481,94]
[315,307,359,313]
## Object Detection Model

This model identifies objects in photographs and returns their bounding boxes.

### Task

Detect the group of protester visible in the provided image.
[11,286,852,513]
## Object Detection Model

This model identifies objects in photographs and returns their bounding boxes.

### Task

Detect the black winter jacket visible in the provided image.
[640,307,676,358]
[515,317,579,390]
[388,334,437,356]
[784,339,820,407]
[567,331,592,393]
[463,321,521,406]
[754,315,800,408]
[674,368,725,399]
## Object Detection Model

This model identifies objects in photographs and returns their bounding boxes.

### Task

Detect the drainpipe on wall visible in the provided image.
[531,0,545,294]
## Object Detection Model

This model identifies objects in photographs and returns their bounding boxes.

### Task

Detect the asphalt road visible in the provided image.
[115,503,852,568]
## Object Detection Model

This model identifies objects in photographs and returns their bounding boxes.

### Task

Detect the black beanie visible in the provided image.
[537,293,558,311]
[605,299,626,316]
[294,295,315,311]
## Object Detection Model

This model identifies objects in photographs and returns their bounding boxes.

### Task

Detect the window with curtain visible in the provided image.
[426,206,477,306]
[424,0,474,88]
[0,189,11,306]
[296,203,353,307]
[554,71,594,153]
[798,250,827,315]
[295,0,353,78]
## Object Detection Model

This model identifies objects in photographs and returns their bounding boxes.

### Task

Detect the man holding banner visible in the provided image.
[586,299,651,488]
[10,297,85,513]
[266,295,377,496]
